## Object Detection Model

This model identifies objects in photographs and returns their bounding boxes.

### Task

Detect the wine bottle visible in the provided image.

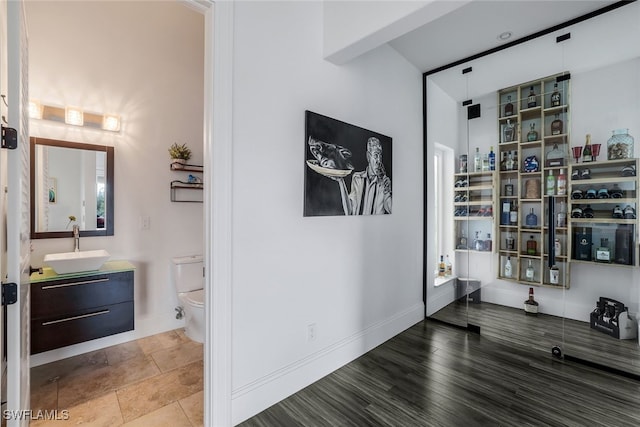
[504,256,513,278]
[583,134,593,162]
[509,201,518,225]
[527,86,536,108]
[504,95,514,117]
[546,169,555,196]
[489,146,496,171]
[551,83,561,107]
[524,287,539,315]
[438,255,445,277]
[445,255,452,277]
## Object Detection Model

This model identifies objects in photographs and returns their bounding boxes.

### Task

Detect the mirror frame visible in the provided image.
[30,137,114,239]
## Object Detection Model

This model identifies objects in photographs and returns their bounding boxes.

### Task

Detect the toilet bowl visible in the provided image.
[171,255,205,343]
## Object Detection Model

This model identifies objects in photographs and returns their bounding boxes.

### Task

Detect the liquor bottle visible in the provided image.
[546,143,564,167]
[557,169,566,195]
[550,265,560,285]
[551,83,561,107]
[474,231,484,251]
[504,178,514,196]
[509,201,518,225]
[504,256,513,278]
[489,146,496,171]
[546,169,555,196]
[503,119,515,143]
[554,238,562,257]
[527,235,537,255]
[526,208,538,227]
[484,233,492,251]
[504,95,514,117]
[525,261,536,283]
[474,147,481,172]
[500,152,507,171]
[551,113,563,135]
[506,151,515,171]
[445,255,452,276]
[458,228,468,249]
[583,134,593,162]
[524,287,539,314]
[527,86,536,108]
[438,255,445,277]
[527,123,538,142]
[501,200,511,225]
[596,238,611,263]
[556,200,567,227]
[506,232,515,250]
[482,153,490,171]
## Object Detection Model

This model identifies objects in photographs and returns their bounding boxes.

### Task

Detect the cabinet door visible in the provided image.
[31,270,134,318]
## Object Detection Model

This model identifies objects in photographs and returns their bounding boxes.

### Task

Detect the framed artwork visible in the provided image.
[304,110,392,217]
[48,177,57,204]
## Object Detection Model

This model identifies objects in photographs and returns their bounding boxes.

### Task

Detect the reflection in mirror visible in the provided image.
[30,137,114,238]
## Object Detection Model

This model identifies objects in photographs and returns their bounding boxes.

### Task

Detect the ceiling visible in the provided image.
[388,0,620,73]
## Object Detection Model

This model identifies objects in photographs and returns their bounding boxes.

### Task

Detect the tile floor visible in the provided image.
[29,329,203,426]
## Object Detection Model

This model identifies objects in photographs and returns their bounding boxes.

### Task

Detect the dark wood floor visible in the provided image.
[432,300,640,378]
[240,319,640,427]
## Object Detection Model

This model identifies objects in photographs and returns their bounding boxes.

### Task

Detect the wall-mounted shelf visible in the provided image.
[170,180,203,203]
[170,163,203,172]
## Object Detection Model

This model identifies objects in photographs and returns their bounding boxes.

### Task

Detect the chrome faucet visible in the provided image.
[73,225,80,252]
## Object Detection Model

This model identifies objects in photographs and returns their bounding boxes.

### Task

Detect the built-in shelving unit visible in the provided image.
[496,73,571,289]
[453,171,496,254]
[568,158,638,267]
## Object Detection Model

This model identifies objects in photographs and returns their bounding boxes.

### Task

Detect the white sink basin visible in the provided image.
[44,249,111,274]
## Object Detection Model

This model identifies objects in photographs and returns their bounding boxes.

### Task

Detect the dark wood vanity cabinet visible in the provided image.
[31,270,134,354]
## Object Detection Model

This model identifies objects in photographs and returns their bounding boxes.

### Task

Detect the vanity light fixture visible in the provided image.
[65,106,84,126]
[29,100,44,120]
[28,100,122,133]
[102,114,121,132]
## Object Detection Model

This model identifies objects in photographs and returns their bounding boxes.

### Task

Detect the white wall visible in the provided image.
[323,0,470,64]
[26,1,204,365]
[231,1,423,423]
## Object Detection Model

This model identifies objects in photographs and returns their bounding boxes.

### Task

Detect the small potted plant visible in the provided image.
[168,143,192,169]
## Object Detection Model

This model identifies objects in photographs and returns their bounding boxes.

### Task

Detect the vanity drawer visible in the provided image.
[31,301,134,354]
[31,270,133,318]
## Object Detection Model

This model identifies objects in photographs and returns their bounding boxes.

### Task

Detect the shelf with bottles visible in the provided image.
[570,223,636,267]
[454,222,494,253]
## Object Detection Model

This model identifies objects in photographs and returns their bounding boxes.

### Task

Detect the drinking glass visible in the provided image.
[572,146,583,163]
[591,143,601,162]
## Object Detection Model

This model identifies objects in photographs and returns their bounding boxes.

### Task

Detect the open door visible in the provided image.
[2,1,30,426]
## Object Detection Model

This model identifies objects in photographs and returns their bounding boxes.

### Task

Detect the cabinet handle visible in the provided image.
[41,277,109,290]
[41,309,110,326]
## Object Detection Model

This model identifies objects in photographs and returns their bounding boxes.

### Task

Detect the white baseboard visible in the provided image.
[231,302,425,425]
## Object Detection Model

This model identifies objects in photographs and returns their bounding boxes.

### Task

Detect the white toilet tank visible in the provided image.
[171,255,204,293]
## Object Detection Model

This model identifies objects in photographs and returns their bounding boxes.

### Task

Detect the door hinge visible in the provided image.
[2,282,18,305]
[1,125,18,149]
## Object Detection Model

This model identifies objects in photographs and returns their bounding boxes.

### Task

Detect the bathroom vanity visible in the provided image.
[30,260,135,354]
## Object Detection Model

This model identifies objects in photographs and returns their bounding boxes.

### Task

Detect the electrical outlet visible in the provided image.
[140,216,151,230]
[307,323,316,342]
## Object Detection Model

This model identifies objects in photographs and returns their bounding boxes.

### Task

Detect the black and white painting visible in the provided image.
[304,111,392,217]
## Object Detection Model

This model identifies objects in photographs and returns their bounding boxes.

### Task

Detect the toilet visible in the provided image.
[171,255,205,343]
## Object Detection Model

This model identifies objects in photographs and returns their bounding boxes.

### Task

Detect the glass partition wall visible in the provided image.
[425,2,640,377]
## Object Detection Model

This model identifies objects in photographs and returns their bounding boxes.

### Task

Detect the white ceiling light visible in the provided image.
[497,31,513,41]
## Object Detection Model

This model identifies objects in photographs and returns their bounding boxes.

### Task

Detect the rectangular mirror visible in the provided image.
[30,137,114,238]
